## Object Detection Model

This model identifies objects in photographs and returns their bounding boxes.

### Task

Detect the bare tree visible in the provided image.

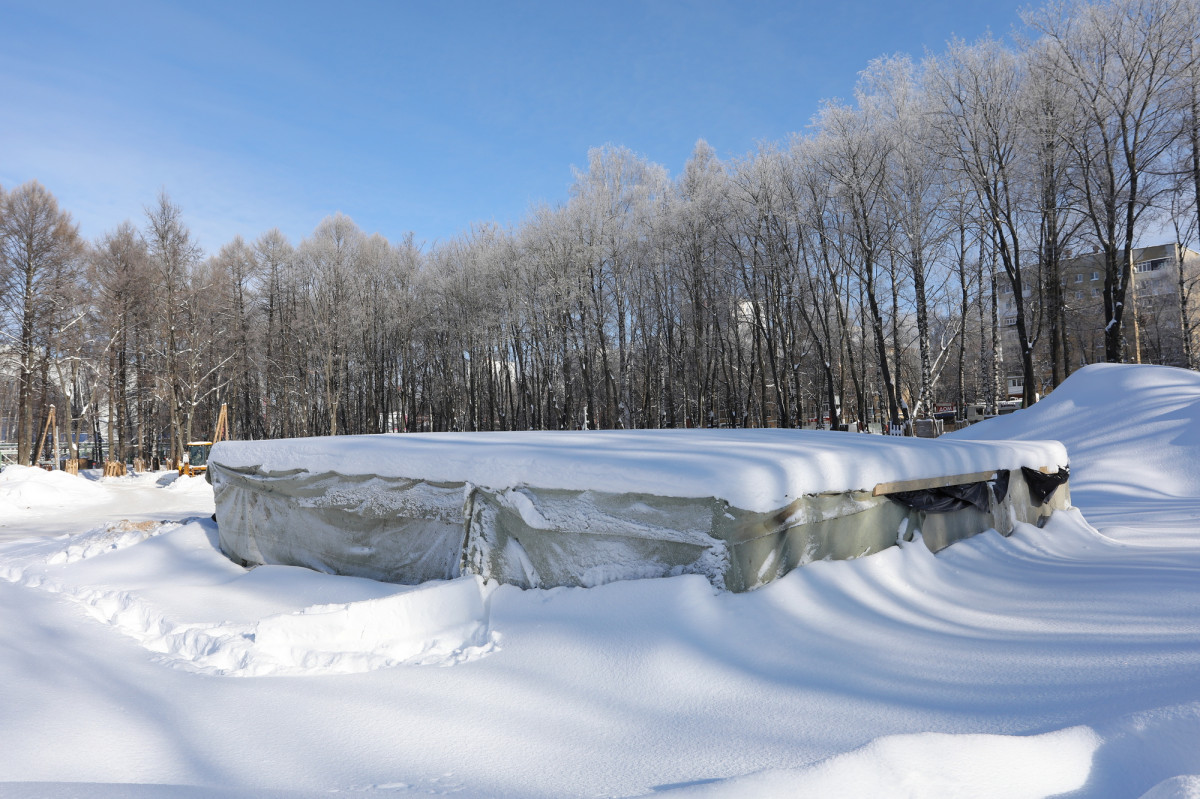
[865,54,955,417]
[144,191,203,465]
[0,181,83,463]
[298,213,363,435]
[91,222,153,462]
[1028,0,1195,363]
[928,36,1042,406]
[813,101,903,424]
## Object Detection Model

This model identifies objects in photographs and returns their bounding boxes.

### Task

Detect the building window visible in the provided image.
[1091,271,1099,280]
[1135,258,1166,273]
[1004,315,1018,327]
[1092,288,1101,297]
[1075,290,1083,299]
[1074,273,1084,282]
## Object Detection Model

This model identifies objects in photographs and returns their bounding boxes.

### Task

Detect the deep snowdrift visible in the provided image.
[0,463,107,511]
[1,363,1199,798]
[953,362,1200,543]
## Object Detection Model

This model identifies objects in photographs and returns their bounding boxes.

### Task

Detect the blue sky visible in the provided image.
[1,0,1033,254]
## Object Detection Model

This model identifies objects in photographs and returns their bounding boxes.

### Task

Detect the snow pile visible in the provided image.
[953,363,1200,541]
[211,429,1067,513]
[0,519,164,585]
[1,518,494,676]
[254,576,493,671]
[0,464,107,513]
[656,725,1101,798]
[1141,775,1200,799]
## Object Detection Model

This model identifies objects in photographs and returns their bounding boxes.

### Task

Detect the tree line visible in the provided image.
[2,0,1200,467]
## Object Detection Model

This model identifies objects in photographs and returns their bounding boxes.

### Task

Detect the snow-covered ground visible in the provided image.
[0,467,214,543]
[1,363,1198,798]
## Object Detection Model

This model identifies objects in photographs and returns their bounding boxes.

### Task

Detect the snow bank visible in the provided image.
[952,363,1200,491]
[1141,775,1200,799]
[1,519,494,676]
[210,429,1067,513]
[952,363,1200,541]
[654,725,1100,798]
[0,464,107,512]
[254,576,493,671]
[653,698,1200,798]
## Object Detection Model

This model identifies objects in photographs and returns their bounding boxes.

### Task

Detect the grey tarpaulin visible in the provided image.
[210,453,1071,593]
[209,465,466,583]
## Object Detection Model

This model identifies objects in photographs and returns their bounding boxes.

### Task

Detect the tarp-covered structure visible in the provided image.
[208,430,1070,592]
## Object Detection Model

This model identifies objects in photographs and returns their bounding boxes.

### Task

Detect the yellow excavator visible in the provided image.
[179,403,229,477]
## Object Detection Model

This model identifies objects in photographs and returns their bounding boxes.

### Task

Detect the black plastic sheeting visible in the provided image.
[889,470,1011,514]
[993,469,1011,503]
[1022,466,1070,505]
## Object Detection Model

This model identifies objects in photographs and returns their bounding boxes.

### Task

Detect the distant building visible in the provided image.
[999,243,1200,397]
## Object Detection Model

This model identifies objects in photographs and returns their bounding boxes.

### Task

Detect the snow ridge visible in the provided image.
[1,519,496,676]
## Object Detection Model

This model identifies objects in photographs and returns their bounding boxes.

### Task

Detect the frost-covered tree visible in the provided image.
[812,101,903,424]
[91,222,154,462]
[0,181,83,463]
[928,36,1044,406]
[144,191,203,464]
[1027,0,1196,363]
[864,54,955,417]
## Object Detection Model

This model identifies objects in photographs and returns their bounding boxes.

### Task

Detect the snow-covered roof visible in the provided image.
[210,429,1067,513]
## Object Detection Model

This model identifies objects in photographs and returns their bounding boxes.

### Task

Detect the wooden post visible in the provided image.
[213,402,229,443]
[35,405,56,468]
[52,410,61,470]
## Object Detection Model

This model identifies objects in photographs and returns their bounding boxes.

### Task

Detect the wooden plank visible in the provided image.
[873,470,997,497]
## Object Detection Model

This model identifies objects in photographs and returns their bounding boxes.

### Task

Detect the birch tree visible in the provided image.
[814,102,903,424]
[928,36,1042,406]
[865,54,953,417]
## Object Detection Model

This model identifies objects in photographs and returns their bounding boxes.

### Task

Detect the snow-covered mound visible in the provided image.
[211,427,1070,592]
[952,364,1200,540]
[1,519,494,676]
[656,724,1102,798]
[0,464,107,513]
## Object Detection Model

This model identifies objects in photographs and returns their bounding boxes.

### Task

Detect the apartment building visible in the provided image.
[998,243,1199,398]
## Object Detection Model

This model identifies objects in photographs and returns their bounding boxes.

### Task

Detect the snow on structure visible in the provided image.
[208,430,1070,591]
